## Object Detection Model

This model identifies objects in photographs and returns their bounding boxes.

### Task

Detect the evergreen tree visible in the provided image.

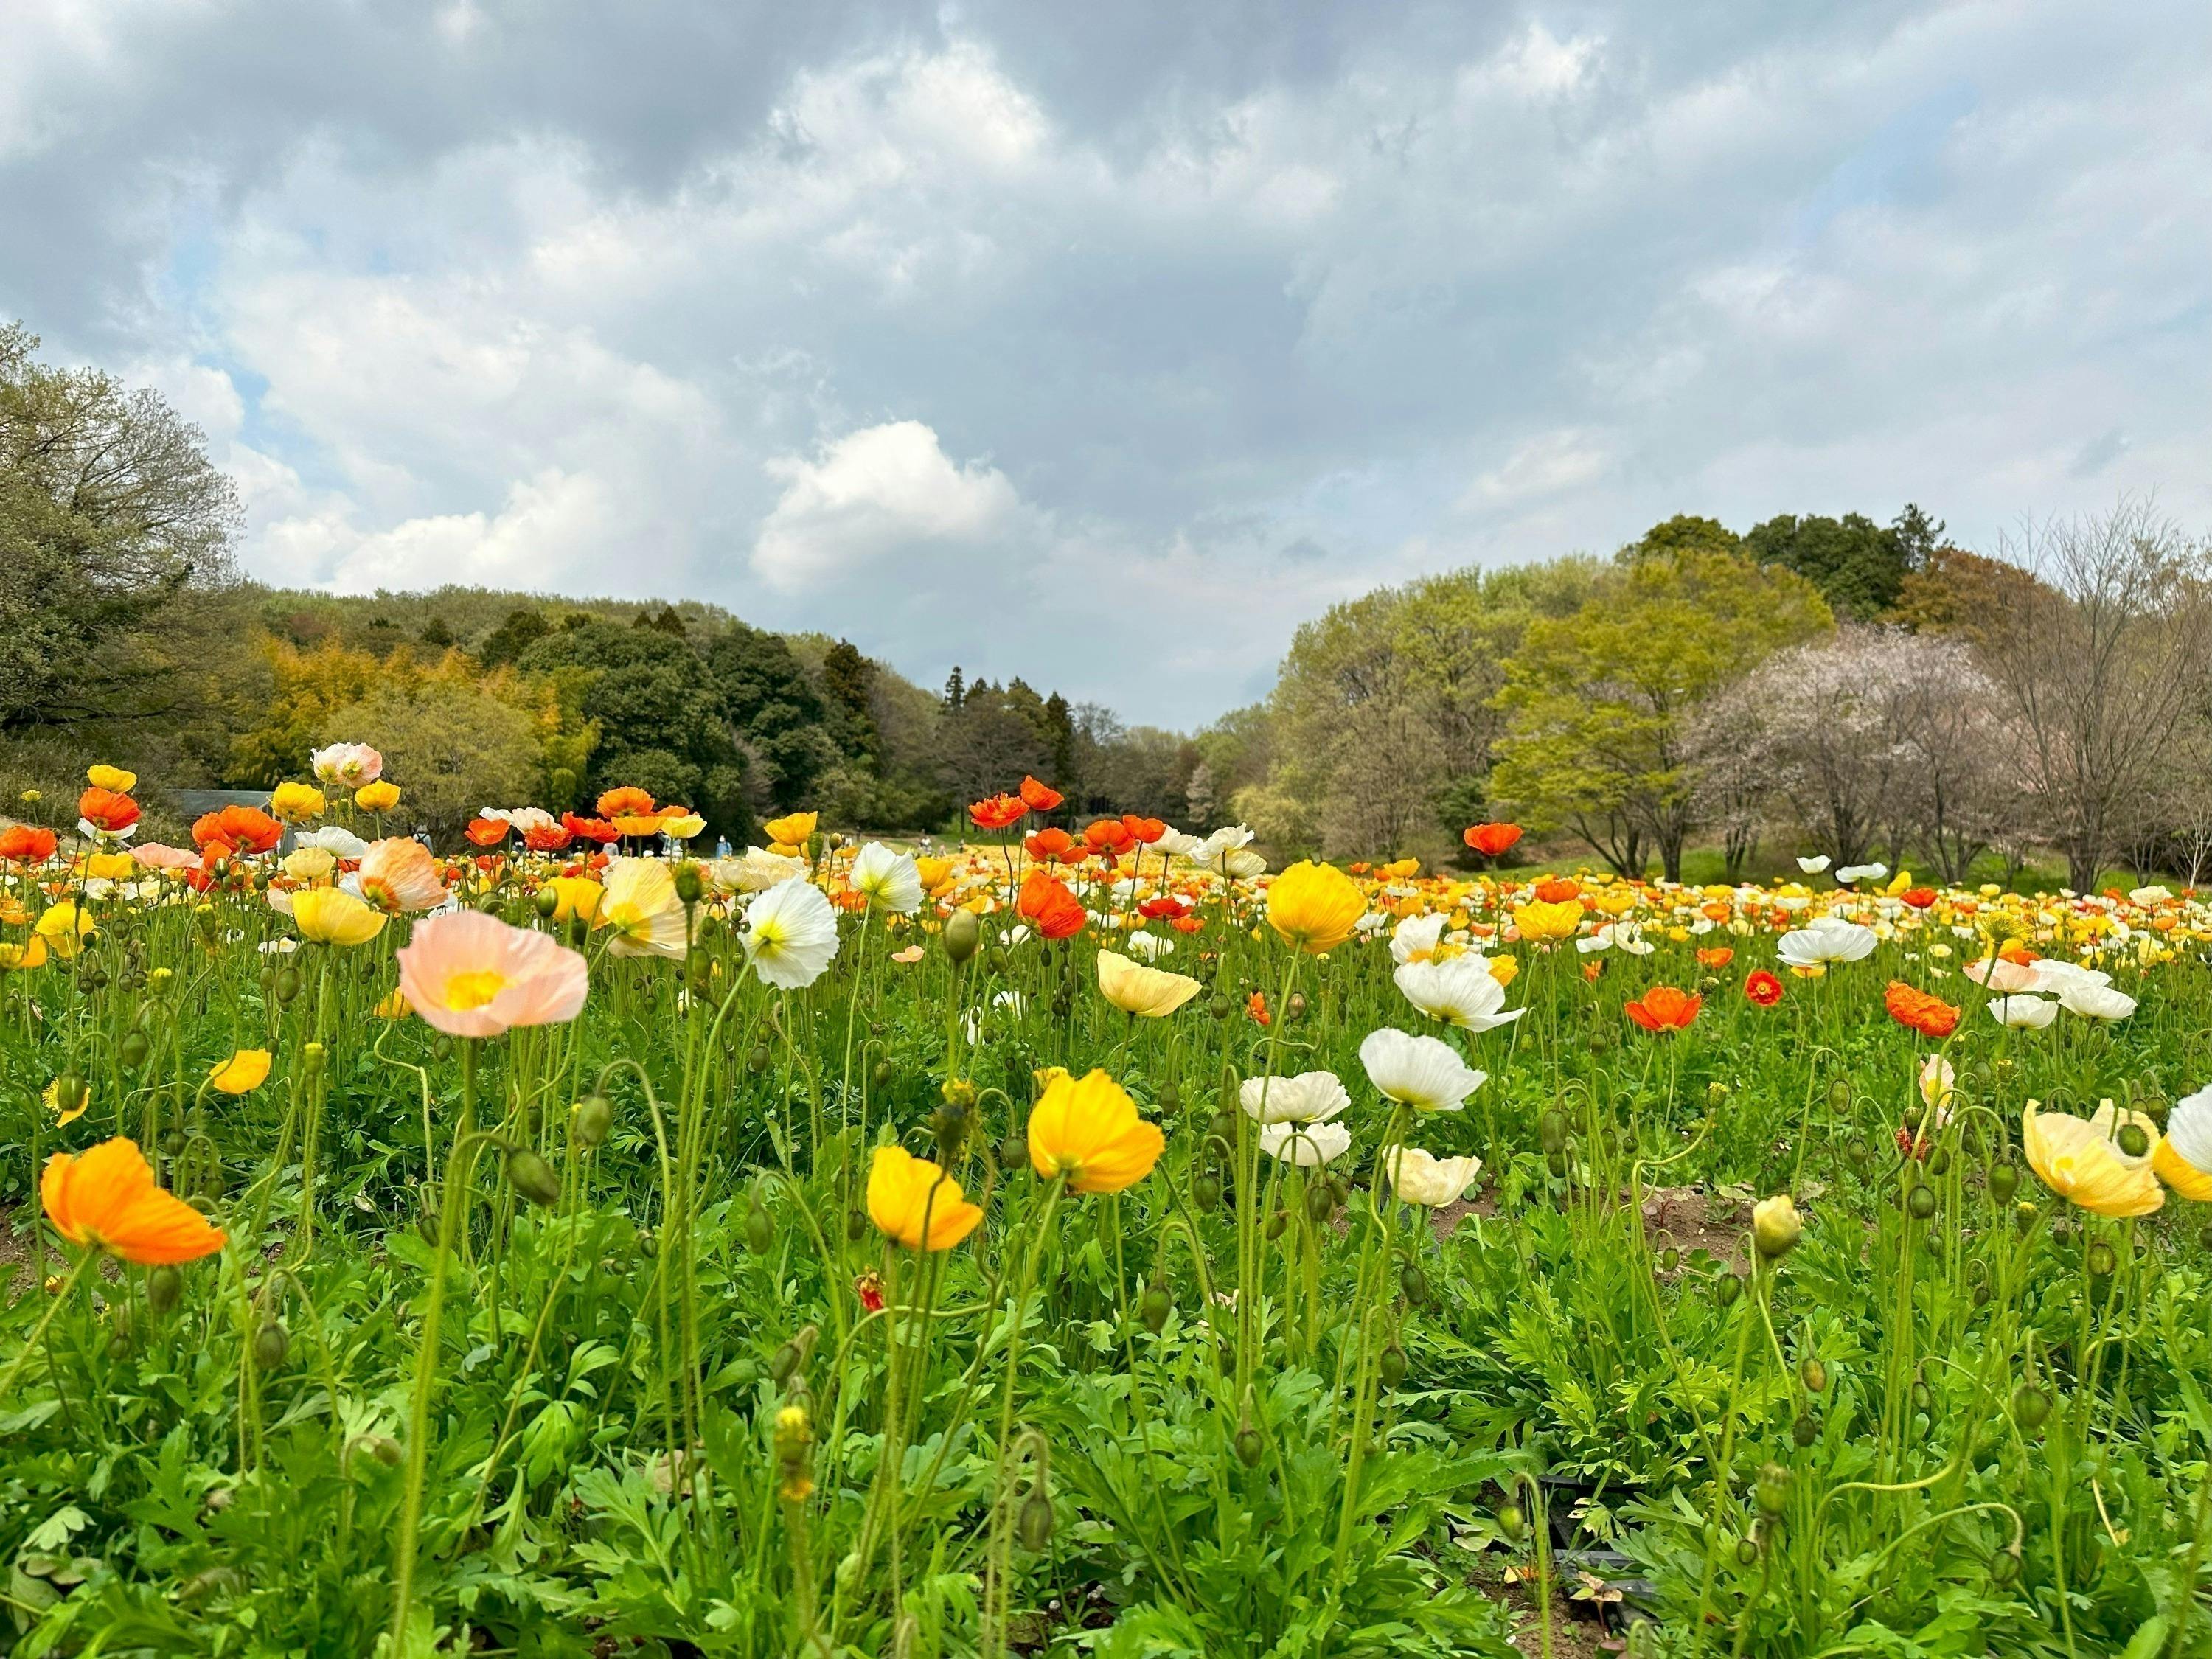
[943,666,966,710]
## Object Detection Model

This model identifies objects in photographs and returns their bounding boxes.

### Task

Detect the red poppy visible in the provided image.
[1625,985,1702,1032]
[596,786,655,820]
[1024,827,1078,863]
[77,787,141,834]
[562,813,621,846]
[0,825,58,862]
[192,805,282,855]
[523,823,574,854]
[465,817,511,847]
[1884,981,1959,1040]
[1533,877,1581,905]
[1121,814,1166,845]
[1247,990,1270,1026]
[1083,818,1133,854]
[855,1271,886,1313]
[1138,895,1191,919]
[1463,821,1523,858]
[1900,887,1938,910]
[970,793,1027,832]
[1695,946,1736,968]
[1744,969,1784,1007]
[1015,869,1086,939]
[1019,776,1064,811]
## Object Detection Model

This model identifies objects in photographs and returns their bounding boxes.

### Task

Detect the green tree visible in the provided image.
[477,608,551,667]
[1624,514,1740,562]
[323,678,539,844]
[1492,547,1833,880]
[818,639,880,762]
[0,321,243,738]
[701,623,840,811]
[1742,511,1910,621]
[517,620,750,838]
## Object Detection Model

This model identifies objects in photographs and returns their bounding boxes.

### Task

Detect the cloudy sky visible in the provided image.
[5,1,2206,727]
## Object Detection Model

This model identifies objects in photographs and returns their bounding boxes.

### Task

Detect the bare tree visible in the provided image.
[1977,502,2212,891]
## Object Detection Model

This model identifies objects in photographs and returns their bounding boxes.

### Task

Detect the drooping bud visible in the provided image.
[1754,1461,1791,1517]
[942,909,981,965]
[573,1093,613,1147]
[1017,1484,1054,1551]
[673,863,705,905]
[147,1265,182,1316]
[254,1320,289,1371]
[505,1147,563,1207]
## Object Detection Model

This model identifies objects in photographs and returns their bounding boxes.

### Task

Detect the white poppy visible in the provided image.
[849,843,924,915]
[1390,912,1449,965]
[1258,1120,1352,1167]
[296,826,370,860]
[2057,982,2136,1021]
[1382,1145,1483,1206]
[1835,863,1888,885]
[1394,957,1524,1034]
[1239,1071,1351,1124]
[1776,916,1877,969]
[1124,931,1173,961]
[2166,1086,2212,1173]
[742,878,840,990]
[1986,995,2058,1029]
[1359,1028,1486,1113]
[1796,855,1832,874]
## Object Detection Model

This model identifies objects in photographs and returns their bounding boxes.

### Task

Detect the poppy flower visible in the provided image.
[855,1271,887,1312]
[268,782,327,824]
[397,909,591,1037]
[1696,947,1736,968]
[1884,981,1960,1040]
[77,786,140,835]
[86,764,137,793]
[1267,860,1365,953]
[1512,900,1583,942]
[1026,1069,1164,1194]
[1625,985,1702,1032]
[1096,950,1203,1018]
[1745,969,1784,1006]
[866,1145,984,1251]
[1083,818,1133,855]
[292,888,389,947]
[762,811,818,849]
[1900,887,1939,911]
[43,1138,226,1265]
[1171,916,1203,934]
[2023,1100,2163,1217]
[1138,895,1191,920]
[562,813,621,846]
[1532,877,1581,905]
[523,822,574,854]
[1248,990,1270,1026]
[465,817,511,848]
[596,786,656,820]
[1463,822,1523,858]
[1121,815,1166,845]
[1018,776,1063,811]
[194,805,282,856]
[355,781,402,814]
[969,793,1027,832]
[1025,827,1078,863]
[355,838,448,913]
[0,825,58,863]
[1016,869,1086,939]
[207,1048,273,1095]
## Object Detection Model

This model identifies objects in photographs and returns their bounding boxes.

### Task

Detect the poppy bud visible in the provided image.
[1735,1534,1761,1565]
[2015,1201,2040,1235]
[302,1041,326,1077]
[940,1077,978,1110]
[1537,1110,1568,1154]
[1906,1184,1937,1220]
[1399,1263,1430,1308]
[1498,1503,1526,1542]
[673,863,704,905]
[872,1059,894,1091]
[1545,1150,1568,1178]
[1658,1246,1680,1273]
[1707,1081,1730,1106]
[1139,1286,1172,1333]
[161,1128,187,1158]
[770,1341,803,1385]
[1303,1183,1333,1223]
[1377,1345,1408,1389]
[1208,995,1233,1020]
[748,1045,771,1074]
[1192,1172,1223,1209]
[745,1200,775,1254]
[1234,1425,1265,1467]
[1989,1548,2021,1585]
[254,1321,289,1371]
[505,1147,563,1207]
[2117,1123,2149,1158]
[2086,1241,2117,1276]
[1752,1194,1802,1260]
[1828,1078,1852,1111]
[942,909,981,964]
[998,1135,1028,1170]
[573,1093,613,1147]
[1284,992,1307,1020]
[1267,1208,1291,1238]
[363,1433,405,1466]
[147,1265,182,1316]
[274,969,301,1004]
[1800,1357,1828,1394]
[1158,1082,1180,1110]
[1017,1486,1054,1551]
[1988,1161,2019,1202]
[119,1032,150,1069]
[534,887,560,919]
[1714,1273,1742,1307]
[1791,1411,1819,1447]
[1754,1461,1790,1517]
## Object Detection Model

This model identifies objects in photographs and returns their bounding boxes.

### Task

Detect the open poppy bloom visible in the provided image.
[1695,947,1736,968]
[1532,877,1580,904]
[562,813,621,846]
[465,817,511,847]
[1083,818,1133,855]
[194,805,282,856]
[397,909,590,1037]
[1267,860,1366,953]
[1745,970,1784,1006]
[1884,981,1960,1039]
[1512,899,1582,942]
[1027,1068,1165,1194]
[596,786,656,820]
[1463,822,1523,858]
[0,825,58,862]
[969,793,1027,831]
[523,821,574,854]
[1625,985,1701,1032]
[2023,1099,2163,1217]
[1120,814,1166,845]
[1019,776,1063,811]
[77,786,141,835]
[1025,827,1078,863]
[1016,869,1087,939]
[208,1048,273,1094]
[44,1138,226,1265]
[867,1146,984,1251]
[1900,887,1939,910]
[1138,894,1191,920]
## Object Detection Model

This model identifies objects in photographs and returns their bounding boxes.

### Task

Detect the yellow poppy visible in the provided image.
[2022,1099,2163,1218]
[355,782,401,813]
[269,782,328,824]
[866,1145,984,1251]
[546,877,605,924]
[1096,950,1203,1018]
[1266,860,1365,954]
[208,1049,273,1095]
[0,936,49,972]
[1027,1069,1164,1194]
[763,812,818,849]
[1512,900,1582,942]
[86,764,137,793]
[291,888,389,947]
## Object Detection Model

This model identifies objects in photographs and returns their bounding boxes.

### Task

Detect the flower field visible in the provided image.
[4,762,2212,1658]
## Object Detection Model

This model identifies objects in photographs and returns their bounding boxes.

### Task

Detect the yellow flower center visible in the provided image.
[444,969,509,1011]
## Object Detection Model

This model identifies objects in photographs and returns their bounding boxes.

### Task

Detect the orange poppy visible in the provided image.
[77,787,141,834]
[1083,818,1133,854]
[42,1138,226,1265]
[1121,814,1166,845]
[523,822,574,853]
[1533,877,1581,905]
[1016,869,1087,939]
[1626,985,1702,1032]
[1695,947,1735,968]
[1247,990,1270,1026]
[1884,981,1959,1039]
[1019,776,1064,811]
[0,825,58,862]
[1463,822,1523,858]
[192,805,282,855]
[465,817,511,847]
[1745,970,1784,1006]
[596,786,656,819]
[1025,827,1078,863]
[970,793,1027,832]
[1900,887,1938,911]
[562,813,621,846]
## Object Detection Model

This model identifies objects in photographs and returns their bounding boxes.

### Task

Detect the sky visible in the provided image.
[4,1,2208,728]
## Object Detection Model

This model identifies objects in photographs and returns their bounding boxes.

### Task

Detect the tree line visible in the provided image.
[7,318,2208,884]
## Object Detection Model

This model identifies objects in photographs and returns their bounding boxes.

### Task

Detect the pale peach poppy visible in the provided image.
[397,910,590,1037]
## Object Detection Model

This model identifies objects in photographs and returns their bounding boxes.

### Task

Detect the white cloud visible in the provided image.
[753,420,1028,591]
